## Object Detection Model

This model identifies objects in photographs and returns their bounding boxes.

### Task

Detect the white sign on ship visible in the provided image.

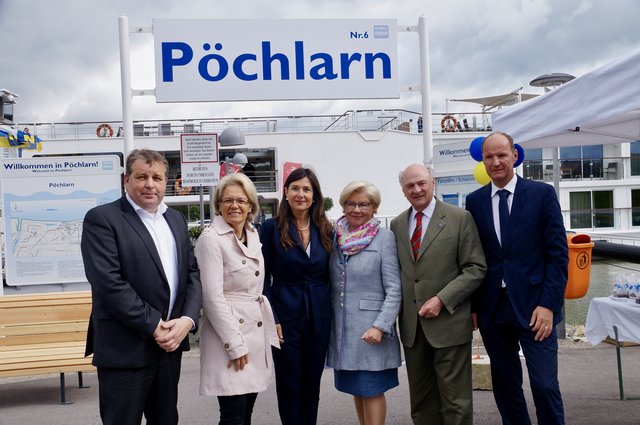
[153,19,399,102]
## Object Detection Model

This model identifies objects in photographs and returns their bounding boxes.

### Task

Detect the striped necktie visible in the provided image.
[411,212,423,260]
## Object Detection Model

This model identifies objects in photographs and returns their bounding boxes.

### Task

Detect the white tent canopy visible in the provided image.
[449,89,537,112]
[492,46,640,148]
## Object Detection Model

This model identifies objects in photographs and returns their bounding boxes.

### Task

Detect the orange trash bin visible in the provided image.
[565,233,594,299]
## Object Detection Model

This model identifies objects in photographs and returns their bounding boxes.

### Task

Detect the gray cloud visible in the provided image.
[1,0,639,124]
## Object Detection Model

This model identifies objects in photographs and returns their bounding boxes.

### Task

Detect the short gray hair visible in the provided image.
[339,180,381,211]
[398,164,434,186]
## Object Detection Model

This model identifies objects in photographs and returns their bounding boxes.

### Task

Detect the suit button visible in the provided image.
[239,318,245,324]
[255,271,260,276]
[414,279,419,283]
[257,321,263,327]
[224,343,230,349]
[339,292,344,297]
[340,302,344,308]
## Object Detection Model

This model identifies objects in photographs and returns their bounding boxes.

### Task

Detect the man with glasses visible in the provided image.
[390,164,486,425]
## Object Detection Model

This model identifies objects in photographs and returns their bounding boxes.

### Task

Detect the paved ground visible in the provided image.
[1,339,639,425]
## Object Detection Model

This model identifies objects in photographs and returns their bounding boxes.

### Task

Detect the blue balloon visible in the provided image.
[469,136,484,162]
[514,144,525,167]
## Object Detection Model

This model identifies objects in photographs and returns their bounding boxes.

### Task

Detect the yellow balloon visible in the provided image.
[473,162,491,186]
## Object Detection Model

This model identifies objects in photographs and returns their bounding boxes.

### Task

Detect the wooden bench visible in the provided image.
[0,291,95,404]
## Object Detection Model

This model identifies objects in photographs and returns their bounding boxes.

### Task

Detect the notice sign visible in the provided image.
[180,133,219,187]
[0,155,122,286]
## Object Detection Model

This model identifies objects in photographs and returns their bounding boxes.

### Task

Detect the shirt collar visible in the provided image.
[412,196,436,218]
[491,175,517,198]
[126,193,168,215]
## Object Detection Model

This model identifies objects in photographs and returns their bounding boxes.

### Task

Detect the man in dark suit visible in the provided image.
[81,149,201,425]
[465,132,568,425]
[390,164,486,425]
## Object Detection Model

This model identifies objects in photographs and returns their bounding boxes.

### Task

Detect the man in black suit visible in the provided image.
[466,132,568,425]
[81,149,201,425]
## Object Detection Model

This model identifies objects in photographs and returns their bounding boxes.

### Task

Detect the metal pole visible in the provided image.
[209,186,215,223]
[418,16,433,167]
[118,15,135,155]
[199,187,205,229]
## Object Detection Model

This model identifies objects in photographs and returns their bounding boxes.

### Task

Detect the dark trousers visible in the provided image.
[480,290,565,425]
[97,350,182,425]
[273,316,330,425]
[217,393,258,425]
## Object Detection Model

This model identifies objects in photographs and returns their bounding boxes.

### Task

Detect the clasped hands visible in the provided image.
[153,317,192,352]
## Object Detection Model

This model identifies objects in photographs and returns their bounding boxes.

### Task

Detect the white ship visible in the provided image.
[2,103,638,239]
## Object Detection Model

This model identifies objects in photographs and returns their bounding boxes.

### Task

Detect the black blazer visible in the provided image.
[260,218,331,333]
[81,196,201,368]
[466,177,568,329]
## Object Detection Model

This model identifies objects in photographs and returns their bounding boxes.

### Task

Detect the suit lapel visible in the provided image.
[120,198,169,285]
[476,185,500,248]
[504,177,528,251]
[417,200,446,260]
[395,208,413,258]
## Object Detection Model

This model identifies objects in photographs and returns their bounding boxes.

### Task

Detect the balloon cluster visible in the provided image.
[469,136,525,185]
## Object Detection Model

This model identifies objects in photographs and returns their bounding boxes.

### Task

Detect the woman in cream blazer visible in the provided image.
[195,173,279,425]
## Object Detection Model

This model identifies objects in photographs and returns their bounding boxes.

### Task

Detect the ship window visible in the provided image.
[630,141,640,176]
[522,148,542,180]
[560,145,603,179]
[569,190,614,229]
[632,189,640,226]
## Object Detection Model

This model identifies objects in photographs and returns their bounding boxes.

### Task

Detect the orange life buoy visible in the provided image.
[96,123,114,138]
[174,178,192,196]
[440,115,458,132]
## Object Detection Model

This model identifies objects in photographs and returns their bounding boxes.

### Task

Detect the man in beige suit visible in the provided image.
[390,164,486,425]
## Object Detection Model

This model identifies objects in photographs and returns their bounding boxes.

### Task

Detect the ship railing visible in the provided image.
[523,156,631,182]
[167,170,277,197]
[562,207,640,233]
[17,110,493,141]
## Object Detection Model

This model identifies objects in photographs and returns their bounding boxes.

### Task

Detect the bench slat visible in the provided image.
[0,291,93,383]
[0,321,87,337]
[0,305,91,326]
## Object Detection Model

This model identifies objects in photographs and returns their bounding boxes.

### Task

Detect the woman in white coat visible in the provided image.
[195,173,279,425]
[328,181,402,425]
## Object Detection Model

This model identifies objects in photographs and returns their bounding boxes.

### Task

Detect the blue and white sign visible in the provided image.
[0,156,122,286]
[153,19,399,102]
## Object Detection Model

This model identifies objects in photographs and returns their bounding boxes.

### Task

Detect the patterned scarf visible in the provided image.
[335,215,381,256]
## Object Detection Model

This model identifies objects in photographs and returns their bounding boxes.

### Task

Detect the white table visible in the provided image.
[585,296,640,400]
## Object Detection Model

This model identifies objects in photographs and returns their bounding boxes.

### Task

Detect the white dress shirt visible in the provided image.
[126,194,179,317]
[409,196,437,243]
[490,176,517,247]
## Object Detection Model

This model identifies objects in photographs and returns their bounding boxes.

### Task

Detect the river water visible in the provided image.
[564,258,640,325]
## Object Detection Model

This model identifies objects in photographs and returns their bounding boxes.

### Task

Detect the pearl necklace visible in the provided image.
[296,219,310,231]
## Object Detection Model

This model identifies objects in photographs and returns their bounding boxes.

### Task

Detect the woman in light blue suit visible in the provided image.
[328,181,402,425]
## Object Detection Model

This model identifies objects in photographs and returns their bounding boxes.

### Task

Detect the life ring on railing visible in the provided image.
[174,178,192,196]
[96,123,114,138]
[440,115,458,132]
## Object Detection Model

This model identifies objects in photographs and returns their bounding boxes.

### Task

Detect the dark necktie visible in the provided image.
[411,212,422,260]
[498,189,510,247]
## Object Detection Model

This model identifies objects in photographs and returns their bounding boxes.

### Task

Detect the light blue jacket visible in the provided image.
[327,228,402,371]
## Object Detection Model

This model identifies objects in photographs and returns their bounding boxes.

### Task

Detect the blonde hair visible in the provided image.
[213,173,259,219]
[339,180,381,212]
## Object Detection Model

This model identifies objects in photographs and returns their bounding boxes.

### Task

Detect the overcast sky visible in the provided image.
[1,0,639,124]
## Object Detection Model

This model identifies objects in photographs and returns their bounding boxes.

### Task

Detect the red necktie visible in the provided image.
[411,212,422,260]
